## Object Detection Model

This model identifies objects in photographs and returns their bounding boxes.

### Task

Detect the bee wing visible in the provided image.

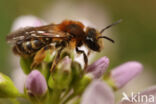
[30,23,69,38]
[6,25,69,44]
[6,27,33,44]
[31,31,68,38]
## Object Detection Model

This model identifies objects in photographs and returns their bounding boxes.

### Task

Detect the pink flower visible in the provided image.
[111,61,143,88]
[58,56,72,71]
[86,57,143,89]
[25,70,47,96]
[86,56,109,78]
[81,80,114,104]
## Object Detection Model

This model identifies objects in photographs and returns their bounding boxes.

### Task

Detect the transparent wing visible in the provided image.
[6,24,69,44]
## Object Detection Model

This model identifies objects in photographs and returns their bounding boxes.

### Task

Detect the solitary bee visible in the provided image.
[6,20,121,71]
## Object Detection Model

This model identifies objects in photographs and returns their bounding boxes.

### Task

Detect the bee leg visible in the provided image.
[31,45,53,69]
[50,46,64,72]
[87,50,91,56]
[50,40,67,72]
[76,47,88,70]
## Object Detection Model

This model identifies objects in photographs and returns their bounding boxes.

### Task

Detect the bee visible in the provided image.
[6,19,121,71]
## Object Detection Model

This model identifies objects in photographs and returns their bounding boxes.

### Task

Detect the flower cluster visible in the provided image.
[1,16,156,104]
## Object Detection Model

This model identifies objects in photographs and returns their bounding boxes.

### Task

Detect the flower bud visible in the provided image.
[81,80,114,104]
[0,73,19,98]
[110,61,143,89]
[58,56,72,71]
[20,57,33,74]
[60,49,75,60]
[25,70,47,97]
[70,61,83,87]
[48,56,72,90]
[74,73,93,95]
[43,50,55,63]
[86,56,109,78]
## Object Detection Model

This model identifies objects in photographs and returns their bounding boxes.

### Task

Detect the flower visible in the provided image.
[110,61,143,89]
[25,70,47,96]
[86,56,109,78]
[57,56,72,71]
[80,59,144,104]
[81,80,114,104]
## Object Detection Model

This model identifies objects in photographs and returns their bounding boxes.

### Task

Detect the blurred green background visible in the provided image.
[0,0,156,103]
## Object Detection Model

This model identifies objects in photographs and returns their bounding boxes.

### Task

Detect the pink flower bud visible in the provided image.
[81,80,114,104]
[25,70,47,96]
[111,61,143,88]
[59,56,72,71]
[86,56,109,78]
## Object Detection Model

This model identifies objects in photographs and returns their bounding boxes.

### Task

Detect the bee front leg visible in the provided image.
[76,47,88,70]
[31,45,54,69]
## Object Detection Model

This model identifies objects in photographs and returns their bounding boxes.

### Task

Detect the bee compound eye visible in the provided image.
[85,36,100,51]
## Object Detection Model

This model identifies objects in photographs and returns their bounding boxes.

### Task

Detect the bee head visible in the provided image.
[84,27,115,52]
[84,27,100,51]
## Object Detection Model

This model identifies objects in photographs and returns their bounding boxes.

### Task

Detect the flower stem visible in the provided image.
[62,93,76,104]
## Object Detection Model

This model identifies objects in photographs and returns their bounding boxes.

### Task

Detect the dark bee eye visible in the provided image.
[85,28,100,51]
[85,36,100,51]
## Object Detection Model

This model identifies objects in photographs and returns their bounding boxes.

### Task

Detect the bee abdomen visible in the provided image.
[14,38,52,56]
[16,40,29,54]
[15,40,43,55]
[31,39,44,50]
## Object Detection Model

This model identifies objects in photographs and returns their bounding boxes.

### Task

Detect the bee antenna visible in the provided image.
[100,19,122,34]
[98,36,115,43]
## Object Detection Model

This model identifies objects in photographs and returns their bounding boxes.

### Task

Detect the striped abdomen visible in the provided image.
[13,37,52,56]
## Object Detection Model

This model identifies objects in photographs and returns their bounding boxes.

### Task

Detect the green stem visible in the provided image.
[62,93,76,104]
[61,89,70,100]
